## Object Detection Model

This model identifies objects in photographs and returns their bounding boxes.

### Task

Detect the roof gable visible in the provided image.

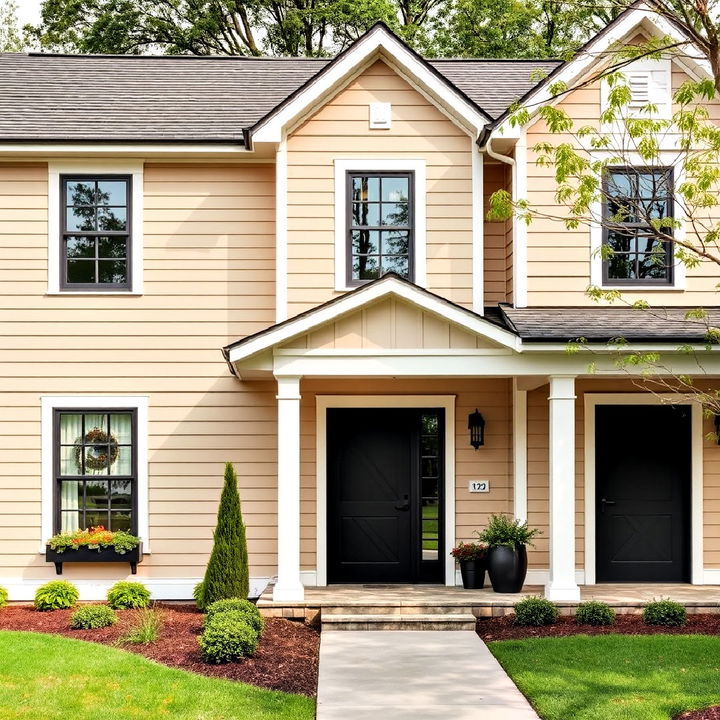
[250,23,491,143]
[224,275,520,371]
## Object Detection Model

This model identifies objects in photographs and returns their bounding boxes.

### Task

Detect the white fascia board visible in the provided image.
[252,26,488,144]
[227,277,520,364]
[0,143,249,157]
[495,5,712,138]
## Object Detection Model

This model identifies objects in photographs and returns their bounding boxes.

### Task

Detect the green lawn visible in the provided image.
[0,631,314,720]
[490,634,720,720]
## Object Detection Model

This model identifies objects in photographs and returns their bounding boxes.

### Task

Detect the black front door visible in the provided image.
[596,404,691,582]
[327,408,444,584]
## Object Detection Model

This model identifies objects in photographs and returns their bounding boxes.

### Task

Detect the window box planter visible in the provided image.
[45,543,143,575]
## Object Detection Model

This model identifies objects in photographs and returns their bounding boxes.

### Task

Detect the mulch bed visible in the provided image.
[477,613,720,642]
[675,709,720,720]
[0,603,319,697]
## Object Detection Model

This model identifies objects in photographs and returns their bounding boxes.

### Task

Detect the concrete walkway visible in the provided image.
[316,631,540,719]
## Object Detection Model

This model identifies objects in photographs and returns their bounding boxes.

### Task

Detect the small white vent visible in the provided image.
[628,73,651,108]
[369,102,391,130]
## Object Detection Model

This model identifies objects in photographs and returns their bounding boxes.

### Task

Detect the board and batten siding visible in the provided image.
[524,61,720,306]
[0,161,281,580]
[285,59,478,316]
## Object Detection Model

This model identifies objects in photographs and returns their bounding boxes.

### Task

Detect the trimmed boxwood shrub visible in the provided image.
[643,599,687,627]
[199,611,259,664]
[107,581,151,610]
[575,601,615,626]
[70,605,118,629]
[0,586,8,608]
[513,596,559,626]
[205,598,264,635]
[34,580,79,611]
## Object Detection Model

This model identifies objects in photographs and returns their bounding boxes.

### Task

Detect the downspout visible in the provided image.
[478,130,527,308]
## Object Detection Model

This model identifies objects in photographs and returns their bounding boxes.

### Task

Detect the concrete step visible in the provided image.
[322,604,474,616]
[322,613,477,631]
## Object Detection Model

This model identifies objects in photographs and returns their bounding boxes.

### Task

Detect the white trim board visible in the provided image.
[47,160,144,295]
[583,393,703,585]
[315,395,456,587]
[333,158,427,292]
[0,576,271,602]
[40,395,150,553]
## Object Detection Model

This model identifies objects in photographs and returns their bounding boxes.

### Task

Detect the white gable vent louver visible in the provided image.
[628,73,651,108]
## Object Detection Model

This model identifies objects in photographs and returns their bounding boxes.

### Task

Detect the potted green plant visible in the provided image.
[450,541,487,589]
[478,514,540,593]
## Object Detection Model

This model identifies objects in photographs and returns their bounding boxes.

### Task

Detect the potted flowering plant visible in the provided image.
[450,540,487,589]
[45,526,142,575]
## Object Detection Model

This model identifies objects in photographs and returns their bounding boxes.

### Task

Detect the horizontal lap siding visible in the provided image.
[299,378,513,571]
[484,162,511,304]
[286,59,474,317]
[0,162,280,579]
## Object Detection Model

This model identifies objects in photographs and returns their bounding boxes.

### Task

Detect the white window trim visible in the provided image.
[47,160,144,295]
[315,395,456,587]
[583,393,703,585]
[40,395,150,553]
[590,153,687,291]
[334,158,426,292]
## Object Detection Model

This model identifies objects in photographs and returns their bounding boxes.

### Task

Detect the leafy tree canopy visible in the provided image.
[0,0,25,52]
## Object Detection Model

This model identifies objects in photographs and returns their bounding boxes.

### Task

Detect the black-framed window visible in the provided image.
[61,176,131,289]
[347,172,413,284]
[603,167,674,284]
[54,409,137,534]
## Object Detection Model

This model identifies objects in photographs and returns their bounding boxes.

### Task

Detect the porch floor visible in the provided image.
[258,583,720,621]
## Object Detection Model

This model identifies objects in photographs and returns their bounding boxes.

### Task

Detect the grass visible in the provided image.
[422,503,439,551]
[490,634,720,720]
[117,607,162,645]
[0,630,314,720]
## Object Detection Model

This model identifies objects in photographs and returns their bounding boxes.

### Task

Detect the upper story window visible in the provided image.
[54,409,136,534]
[347,172,413,285]
[61,175,131,290]
[603,167,674,285]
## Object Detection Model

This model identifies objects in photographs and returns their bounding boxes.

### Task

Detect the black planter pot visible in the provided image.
[487,545,528,593]
[45,543,143,575]
[459,558,486,589]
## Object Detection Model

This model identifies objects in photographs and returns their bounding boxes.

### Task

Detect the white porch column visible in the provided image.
[273,375,304,602]
[545,375,581,602]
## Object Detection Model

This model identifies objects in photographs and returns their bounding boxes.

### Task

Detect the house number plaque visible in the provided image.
[469,480,489,493]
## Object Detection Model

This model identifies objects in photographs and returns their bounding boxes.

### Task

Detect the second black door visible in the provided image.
[596,404,691,582]
[327,408,444,584]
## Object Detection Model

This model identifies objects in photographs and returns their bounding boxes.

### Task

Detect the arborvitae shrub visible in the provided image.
[195,462,249,611]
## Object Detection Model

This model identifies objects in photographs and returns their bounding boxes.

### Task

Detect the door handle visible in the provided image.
[394,494,410,511]
[600,497,616,514]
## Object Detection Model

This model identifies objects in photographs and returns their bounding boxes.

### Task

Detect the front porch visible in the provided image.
[258,583,720,625]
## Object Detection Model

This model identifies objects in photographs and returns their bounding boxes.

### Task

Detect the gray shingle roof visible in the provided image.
[0,52,559,142]
[501,306,720,343]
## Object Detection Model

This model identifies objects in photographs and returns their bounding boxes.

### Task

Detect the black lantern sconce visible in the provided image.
[468,409,485,449]
[715,414,720,445]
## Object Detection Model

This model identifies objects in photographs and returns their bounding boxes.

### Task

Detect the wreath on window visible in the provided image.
[74,427,119,472]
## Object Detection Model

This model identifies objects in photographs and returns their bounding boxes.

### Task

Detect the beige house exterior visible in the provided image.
[2,4,720,602]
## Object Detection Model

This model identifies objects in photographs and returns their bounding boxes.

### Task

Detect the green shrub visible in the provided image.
[513,596,559,627]
[199,612,259,664]
[643,599,687,627]
[477,513,541,548]
[575,601,615,626]
[0,586,8,608]
[107,581,151,610]
[118,608,162,644]
[195,462,250,611]
[70,605,118,629]
[34,580,79,611]
[205,598,264,635]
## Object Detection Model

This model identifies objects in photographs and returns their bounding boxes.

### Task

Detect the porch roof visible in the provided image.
[501,306,720,343]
